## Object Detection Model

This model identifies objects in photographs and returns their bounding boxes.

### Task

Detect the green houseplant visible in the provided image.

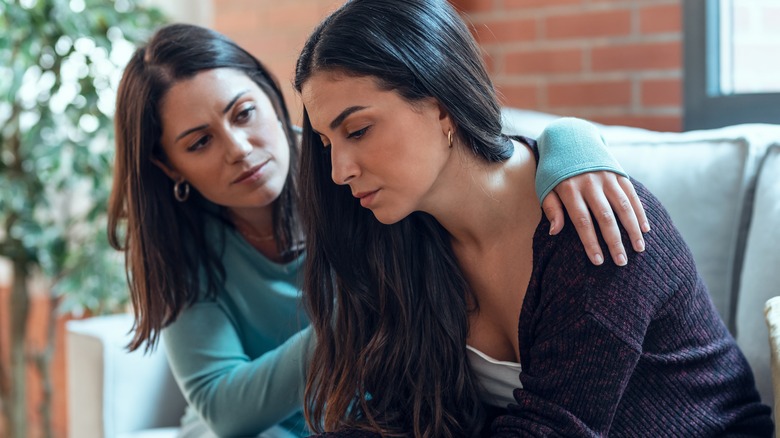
[0,1,165,436]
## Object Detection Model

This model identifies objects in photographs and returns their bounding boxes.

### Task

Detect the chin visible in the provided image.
[370,208,408,225]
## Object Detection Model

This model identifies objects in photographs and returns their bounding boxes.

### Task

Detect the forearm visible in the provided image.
[163,303,314,436]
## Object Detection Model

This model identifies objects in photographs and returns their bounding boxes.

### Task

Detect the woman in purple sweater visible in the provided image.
[293,0,773,436]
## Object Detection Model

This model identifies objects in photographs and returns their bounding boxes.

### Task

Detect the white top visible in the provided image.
[466,345,523,408]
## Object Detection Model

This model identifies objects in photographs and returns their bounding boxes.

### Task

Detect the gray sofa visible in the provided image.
[67,109,780,437]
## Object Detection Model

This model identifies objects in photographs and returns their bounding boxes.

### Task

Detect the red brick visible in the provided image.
[505,0,581,10]
[546,9,632,39]
[592,41,681,71]
[641,78,682,106]
[505,48,583,74]
[214,9,259,33]
[256,1,326,30]
[472,18,537,45]
[590,115,682,132]
[497,83,539,108]
[450,0,494,13]
[548,80,632,107]
[640,4,681,34]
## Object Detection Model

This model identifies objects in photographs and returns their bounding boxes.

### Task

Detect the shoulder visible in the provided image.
[527,179,701,347]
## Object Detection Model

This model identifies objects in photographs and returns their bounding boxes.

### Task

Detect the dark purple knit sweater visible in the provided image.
[309,181,772,437]
[488,180,772,437]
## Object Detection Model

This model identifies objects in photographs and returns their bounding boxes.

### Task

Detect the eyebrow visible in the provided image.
[329,105,369,130]
[174,90,249,142]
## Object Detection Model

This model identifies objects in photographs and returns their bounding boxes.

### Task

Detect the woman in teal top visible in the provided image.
[108,23,648,437]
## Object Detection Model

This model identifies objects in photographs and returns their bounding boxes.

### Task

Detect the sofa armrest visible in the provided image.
[67,313,187,438]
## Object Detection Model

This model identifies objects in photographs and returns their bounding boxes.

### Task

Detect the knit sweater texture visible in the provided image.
[488,179,772,437]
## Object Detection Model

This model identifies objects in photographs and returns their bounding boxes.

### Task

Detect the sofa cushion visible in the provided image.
[501,108,780,332]
[737,144,780,407]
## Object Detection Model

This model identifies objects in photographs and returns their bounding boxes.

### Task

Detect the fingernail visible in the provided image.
[549,220,556,235]
[617,254,627,266]
[642,221,651,232]
[594,253,604,265]
[636,239,645,252]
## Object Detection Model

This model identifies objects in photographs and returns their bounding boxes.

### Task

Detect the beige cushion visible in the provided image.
[764,296,780,433]
[740,145,780,407]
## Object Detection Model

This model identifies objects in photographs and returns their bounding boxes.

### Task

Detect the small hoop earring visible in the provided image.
[174,180,190,202]
[448,129,454,148]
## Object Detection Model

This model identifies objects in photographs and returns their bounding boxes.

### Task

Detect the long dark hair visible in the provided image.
[294,0,513,436]
[108,24,301,352]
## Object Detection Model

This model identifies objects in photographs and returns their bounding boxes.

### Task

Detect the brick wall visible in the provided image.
[457,0,682,131]
[214,0,683,132]
[214,0,682,132]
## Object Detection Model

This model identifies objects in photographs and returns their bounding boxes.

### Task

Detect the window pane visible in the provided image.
[718,0,780,95]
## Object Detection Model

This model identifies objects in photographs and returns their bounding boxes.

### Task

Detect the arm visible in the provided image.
[535,117,649,266]
[163,302,314,437]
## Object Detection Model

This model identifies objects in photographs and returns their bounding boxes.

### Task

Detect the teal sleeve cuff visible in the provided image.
[535,117,628,202]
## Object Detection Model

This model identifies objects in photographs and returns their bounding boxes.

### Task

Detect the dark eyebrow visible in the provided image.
[175,124,208,143]
[174,90,249,142]
[329,105,368,130]
[223,90,248,114]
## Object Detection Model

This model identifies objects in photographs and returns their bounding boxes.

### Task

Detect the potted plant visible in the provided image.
[0,1,165,436]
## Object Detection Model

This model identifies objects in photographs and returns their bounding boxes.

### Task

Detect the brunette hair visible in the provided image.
[108,23,300,352]
[294,0,512,436]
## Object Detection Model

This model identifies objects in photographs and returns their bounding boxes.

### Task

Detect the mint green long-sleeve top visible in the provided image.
[161,117,625,437]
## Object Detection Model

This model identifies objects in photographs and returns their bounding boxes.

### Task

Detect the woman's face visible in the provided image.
[156,68,290,212]
[301,72,452,224]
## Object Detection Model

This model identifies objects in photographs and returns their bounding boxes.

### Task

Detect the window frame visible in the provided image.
[683,0,780,130]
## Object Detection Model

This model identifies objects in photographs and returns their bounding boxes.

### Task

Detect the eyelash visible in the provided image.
[187,135,211,152]
[186,105,256,152]
[236,105,255,123]
[348,126,369,139]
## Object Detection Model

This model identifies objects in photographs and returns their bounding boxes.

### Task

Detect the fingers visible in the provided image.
[541,192,565,235]
[604,177,647,255]
[551,172,651,267]
[583,190,627,266]
[619,177,650,233]
[554,178,607,266]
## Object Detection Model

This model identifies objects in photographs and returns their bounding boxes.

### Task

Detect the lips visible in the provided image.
[353,189,379,207]
[353,189,378,199]
[232,160,268,185]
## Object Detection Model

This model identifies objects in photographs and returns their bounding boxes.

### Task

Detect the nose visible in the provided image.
[330,144,359,185]
[225,130,253,163]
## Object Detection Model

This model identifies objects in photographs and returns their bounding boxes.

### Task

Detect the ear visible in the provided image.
[435,100,455,136]
[150,157,182,182]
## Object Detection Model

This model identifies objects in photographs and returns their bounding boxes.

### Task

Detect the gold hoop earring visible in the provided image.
[174,180,190,202]
[448,129,454,148]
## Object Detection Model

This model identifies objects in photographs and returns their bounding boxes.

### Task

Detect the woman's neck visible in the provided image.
[227,205,286,261]
[424,139,541,252]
